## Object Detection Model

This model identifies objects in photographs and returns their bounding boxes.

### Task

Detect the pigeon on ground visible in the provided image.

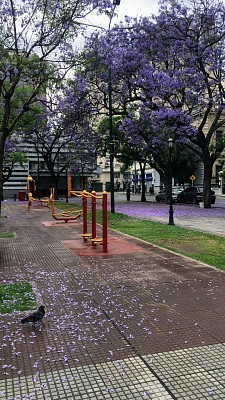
[21,305,45,324]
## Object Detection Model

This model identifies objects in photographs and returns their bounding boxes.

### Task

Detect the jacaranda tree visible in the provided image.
[151,0,225,207]
[23,75,95,196]
[81,0,225,207]
[0,0,115,216]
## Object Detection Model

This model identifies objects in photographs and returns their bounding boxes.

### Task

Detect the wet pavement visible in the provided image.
[0,199,225,399]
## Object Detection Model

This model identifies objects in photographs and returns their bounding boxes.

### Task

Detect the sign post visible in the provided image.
[190,175,196,186]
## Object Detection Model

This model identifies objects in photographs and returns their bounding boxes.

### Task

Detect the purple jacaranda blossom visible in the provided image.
[113,201,225,221]
[82,1,225,207]
[0,0,117,212]
[208,387,215,397]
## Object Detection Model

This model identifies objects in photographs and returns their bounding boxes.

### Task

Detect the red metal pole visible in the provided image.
[82,191,88,240]
[102,191,108,253]
[28,198,31,211]
[92,191,96,245]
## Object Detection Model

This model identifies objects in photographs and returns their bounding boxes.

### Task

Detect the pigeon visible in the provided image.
[21,305,45,324]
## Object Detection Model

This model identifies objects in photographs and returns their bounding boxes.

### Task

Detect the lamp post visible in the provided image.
[65,165,68,203]
[108,63,115,212]
[86,1,120,211]
[108,0,120,213]
[167,137,175,225]
[37,147,40,200]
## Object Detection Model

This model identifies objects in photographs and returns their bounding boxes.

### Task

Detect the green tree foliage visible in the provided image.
[0,0,114,216]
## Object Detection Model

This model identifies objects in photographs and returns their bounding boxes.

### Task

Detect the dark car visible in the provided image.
[176,186,216,205]
[155,187,183,202]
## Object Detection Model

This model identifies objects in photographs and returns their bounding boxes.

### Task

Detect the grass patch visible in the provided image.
[0,232,14,238]
[0,282,37,314]
[56,202,225,270]
[107,215,225,269]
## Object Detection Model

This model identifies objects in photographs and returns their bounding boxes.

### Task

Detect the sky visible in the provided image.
[77,0,160,49]
[115,0,159,21]
[92,0,160,30]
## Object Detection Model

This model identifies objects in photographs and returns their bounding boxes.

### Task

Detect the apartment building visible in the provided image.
[3,143,98,199]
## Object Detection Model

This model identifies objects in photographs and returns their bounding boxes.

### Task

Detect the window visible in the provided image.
[29,161,46,171]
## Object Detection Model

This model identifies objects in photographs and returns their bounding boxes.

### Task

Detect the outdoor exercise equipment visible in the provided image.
[27,175,36,193]
[27,175,36,210]
[28,193,51,211]
[27,175,51,210]
[39,198,51,208]
[27,192,35,211]
[50,187,82,223]
[70,190,108,253]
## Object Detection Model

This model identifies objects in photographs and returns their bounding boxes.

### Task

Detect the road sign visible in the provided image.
[190,175,196,181]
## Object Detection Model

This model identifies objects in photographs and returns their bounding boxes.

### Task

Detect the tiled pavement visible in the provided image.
[1,201,225,399]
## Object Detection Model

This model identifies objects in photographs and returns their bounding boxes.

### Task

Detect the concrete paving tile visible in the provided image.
[1,202,225,399]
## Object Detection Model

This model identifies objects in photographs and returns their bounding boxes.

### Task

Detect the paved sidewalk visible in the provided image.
[1,201,225,399]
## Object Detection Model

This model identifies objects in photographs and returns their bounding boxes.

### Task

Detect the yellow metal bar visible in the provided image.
[50,188,55,215]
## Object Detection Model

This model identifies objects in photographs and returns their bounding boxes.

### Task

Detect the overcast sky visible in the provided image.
[75,0,160,51]
[95,0,225,27]
[101,0,159,29]
[115,0,159,20]
[82,0,160,36]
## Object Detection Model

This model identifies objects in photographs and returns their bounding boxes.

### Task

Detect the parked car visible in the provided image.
[176,186,216,205]
[155,187,183,202]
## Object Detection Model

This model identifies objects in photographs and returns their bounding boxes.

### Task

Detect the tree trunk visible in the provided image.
[203,159,213,208]
[0,136,5,216]
[50,172,61,200]
[140,163,146,202]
